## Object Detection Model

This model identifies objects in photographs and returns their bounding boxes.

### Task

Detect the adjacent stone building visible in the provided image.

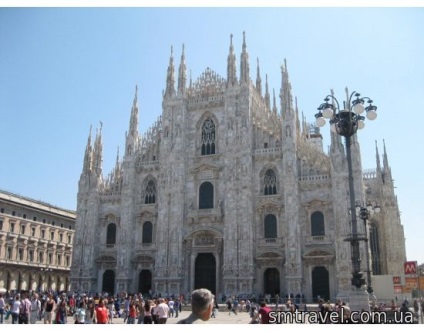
[70,33,406,301]
[0,189,75,292]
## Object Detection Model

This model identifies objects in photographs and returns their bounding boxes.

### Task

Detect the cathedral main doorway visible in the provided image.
[138,270,152,295]
[194,253,216,294]
[264,268,280,296]
[102,270,115,294]
[312,266,329,301]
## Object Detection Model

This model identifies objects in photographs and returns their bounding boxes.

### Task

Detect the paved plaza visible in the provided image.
[3,303,422,325]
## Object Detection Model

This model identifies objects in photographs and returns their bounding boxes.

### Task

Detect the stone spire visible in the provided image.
[375,140,382,176]
[256,58,262,96]
[177,44,187,96]
[239,31,250,85]
[280,59,293,117]
[92,122,103,177]
[295,97,301,140]
[382,139,392,183]
[82,125,93,175]
[125,85,139,157]
[164,46,176,98]
[226,33,237,88]
[272,88,277,114]
[115,146,120,175]
[264,74,271,109]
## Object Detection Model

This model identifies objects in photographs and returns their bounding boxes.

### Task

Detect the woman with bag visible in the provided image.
[55,295,68,324]
[43,294,55,324]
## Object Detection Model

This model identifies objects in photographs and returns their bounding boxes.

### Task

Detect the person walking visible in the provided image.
[43,294,55,324]
[30,293,41,324]
[177,288,214,324]
[11,294,21,324]
[143,300,153,324]
[251,301,271,324]
[107,298,115,323]
[211,298,219,318]
[0,293,5,324]
[19,293,31,324]
[95,299,109,324]
[55,294,68,324]
[74,302,86,324]
[174,299,180,318]
[123,295,131,323]
[137,299,144,324]
[168,298,175,318]
[85,300,95,324]
[151,300,159,324]
[126,300,137,324]
[156,298,169,324]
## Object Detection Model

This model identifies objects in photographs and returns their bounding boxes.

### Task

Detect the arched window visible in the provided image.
[263,169,277,195]
[199,182,214,209]
[144,180,156,204]
[142,221,153,244]
[264,214,277,238]
[106,223,116,246]
[369,223,381,275]
[201,118,216,155]
[311,212,325,236]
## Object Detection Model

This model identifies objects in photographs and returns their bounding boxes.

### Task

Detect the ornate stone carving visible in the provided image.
[195,233,214,246]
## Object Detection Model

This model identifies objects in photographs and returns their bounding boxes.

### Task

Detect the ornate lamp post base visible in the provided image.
[349,285,371,315]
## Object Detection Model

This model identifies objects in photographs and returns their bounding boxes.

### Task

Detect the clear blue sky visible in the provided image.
[1,7,423,264]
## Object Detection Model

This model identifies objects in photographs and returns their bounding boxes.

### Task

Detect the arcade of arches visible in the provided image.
[96,243,333,301]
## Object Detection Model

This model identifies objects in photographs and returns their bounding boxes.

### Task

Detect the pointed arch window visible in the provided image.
[144,180,156,204]
[264,214,277,238]
[201,118,216,155]
[199,182,214,209]
[369,223,381,275]
[263,169,277,195]
[142,221,153,244]
[106,223,116,247]
[311,211,325,236]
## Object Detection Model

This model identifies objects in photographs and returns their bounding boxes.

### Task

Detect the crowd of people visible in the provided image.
[0,290,186,324]
[0,289,423,324]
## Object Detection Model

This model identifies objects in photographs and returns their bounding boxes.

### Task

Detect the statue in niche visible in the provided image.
[286,125,291,137]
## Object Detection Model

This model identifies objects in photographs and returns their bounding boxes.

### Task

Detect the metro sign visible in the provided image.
[404,261,417,275]
[393,276,401,285]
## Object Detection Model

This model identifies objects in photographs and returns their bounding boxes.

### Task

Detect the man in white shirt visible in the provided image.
[168,298,175,317]
[156,298,169,324]
[30,293,41,324]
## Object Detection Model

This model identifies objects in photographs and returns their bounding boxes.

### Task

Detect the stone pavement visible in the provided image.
[25,310,253,324]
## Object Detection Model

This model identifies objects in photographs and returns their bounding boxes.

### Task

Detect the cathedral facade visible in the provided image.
[70,33,406,301]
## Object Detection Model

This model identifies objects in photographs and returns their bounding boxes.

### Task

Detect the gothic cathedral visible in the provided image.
[70,33,406,301]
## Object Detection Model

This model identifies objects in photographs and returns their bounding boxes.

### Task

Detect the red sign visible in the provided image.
[393,276,401,285]
[404,261,417,275]
[394,285,402,293]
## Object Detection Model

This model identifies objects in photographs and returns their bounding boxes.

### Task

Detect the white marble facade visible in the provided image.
[70,34,406,301]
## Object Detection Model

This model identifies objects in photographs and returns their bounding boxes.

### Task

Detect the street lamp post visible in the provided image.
[356,201,380,307]
[315,88,378,311]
